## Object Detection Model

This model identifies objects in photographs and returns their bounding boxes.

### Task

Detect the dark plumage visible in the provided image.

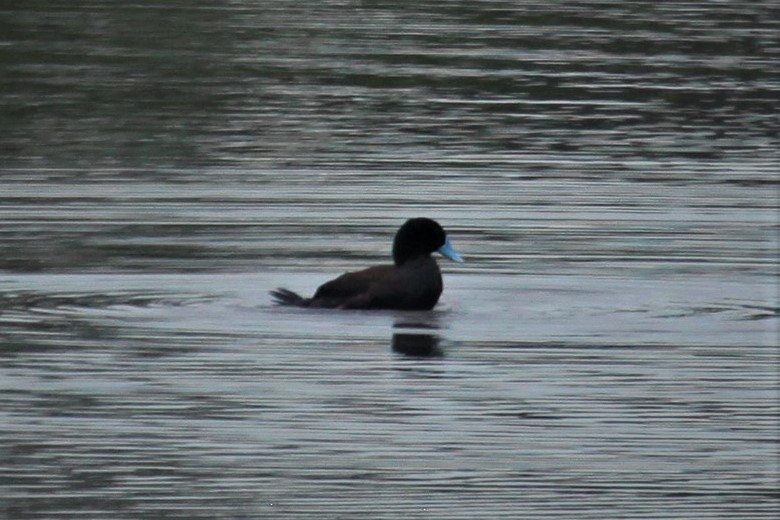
[270,218,463,310]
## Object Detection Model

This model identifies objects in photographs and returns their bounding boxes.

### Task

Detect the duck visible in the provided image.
[270,218,463,310]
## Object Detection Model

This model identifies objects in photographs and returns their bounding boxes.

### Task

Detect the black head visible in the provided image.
[392,218,449,266]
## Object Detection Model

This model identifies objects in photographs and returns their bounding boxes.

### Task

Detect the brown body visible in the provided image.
[305,257,443,310]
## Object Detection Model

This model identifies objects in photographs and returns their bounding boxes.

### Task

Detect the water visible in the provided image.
[1,1,779,518]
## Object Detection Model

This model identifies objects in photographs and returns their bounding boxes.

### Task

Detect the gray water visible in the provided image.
[1,1,779,519]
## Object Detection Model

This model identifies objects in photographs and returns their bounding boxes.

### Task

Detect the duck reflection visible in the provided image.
[391,317,443,357]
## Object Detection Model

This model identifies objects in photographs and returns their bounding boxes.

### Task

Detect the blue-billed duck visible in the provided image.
[270,218,463,310]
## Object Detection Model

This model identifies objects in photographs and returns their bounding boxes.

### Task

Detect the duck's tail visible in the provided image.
[270,288,307,306]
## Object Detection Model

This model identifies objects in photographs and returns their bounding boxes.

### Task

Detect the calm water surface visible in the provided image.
[1,1,779,518]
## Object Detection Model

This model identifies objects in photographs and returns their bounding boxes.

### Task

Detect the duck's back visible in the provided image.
[310,258,442,310]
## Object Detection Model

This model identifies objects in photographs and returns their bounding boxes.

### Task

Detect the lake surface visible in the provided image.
[1,1,778,518]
